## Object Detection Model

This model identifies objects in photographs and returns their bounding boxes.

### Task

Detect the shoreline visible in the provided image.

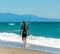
[0,40,60,54]
[0,46,50,54]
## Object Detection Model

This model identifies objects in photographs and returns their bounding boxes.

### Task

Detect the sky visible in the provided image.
[0,0,60,19]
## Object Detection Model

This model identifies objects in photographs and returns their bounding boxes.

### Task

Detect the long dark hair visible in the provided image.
[23,20,27,29]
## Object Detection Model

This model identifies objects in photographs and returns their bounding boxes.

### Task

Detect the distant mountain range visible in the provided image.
[0,13,60,22]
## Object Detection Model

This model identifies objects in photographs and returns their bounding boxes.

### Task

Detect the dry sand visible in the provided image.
[0,46,50,54]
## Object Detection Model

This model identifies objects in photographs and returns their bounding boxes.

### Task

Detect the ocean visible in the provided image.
[0,22,60,54]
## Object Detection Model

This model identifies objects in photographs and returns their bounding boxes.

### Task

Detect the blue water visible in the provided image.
[0,22,60,54]
[0,22,60,39]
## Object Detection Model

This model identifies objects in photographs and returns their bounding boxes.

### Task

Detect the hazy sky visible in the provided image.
[0,0,60,19]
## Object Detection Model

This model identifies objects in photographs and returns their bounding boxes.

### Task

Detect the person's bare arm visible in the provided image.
[20,26,23,33]
[27,26,30,36]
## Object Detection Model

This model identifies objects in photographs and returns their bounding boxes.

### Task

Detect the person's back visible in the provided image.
[21,25,28,34]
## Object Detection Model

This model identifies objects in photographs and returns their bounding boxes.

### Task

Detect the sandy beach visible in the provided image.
[0,46,50,54]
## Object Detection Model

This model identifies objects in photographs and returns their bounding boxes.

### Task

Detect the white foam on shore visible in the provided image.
[0,32,60,49]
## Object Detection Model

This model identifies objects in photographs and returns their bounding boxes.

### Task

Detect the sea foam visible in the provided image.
[0,32,60,49]
[9,23,15,25]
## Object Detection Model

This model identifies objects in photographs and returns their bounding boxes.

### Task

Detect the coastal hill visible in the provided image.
[0,13,60,22]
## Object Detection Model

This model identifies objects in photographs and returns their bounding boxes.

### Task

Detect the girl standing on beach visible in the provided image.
[20,20,29,47]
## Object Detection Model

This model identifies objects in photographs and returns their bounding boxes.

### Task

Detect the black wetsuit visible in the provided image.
[21,25,28,38]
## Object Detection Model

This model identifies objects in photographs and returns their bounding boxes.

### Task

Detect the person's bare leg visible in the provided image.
[24,38,26,47]
[22,38,26,47]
